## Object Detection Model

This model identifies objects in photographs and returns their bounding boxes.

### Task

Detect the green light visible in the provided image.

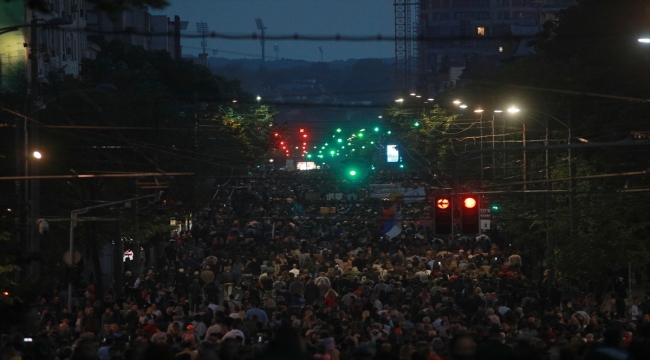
[362,146,365,149]
[374,127,379,132]
[358,133,363,137]
[337,139,342,143]
[307,154,312,158]
[370,141,374,144]
[492,206,499,210]
[371,166,375,170]
[387,131,392,134]
[330,151,335,155]
[341,146,345,149]
[414,122,420,127]
[332,135,335,138]
[399,164,404,168]
[347,142,352,146]
[352,149,356,151]
[349,170,357,176]
[318,150,322,153]
[337,128,342,133]
[324,143,328,146]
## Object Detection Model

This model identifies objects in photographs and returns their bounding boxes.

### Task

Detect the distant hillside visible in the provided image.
[208,57,394,69]
[209,58,396,104]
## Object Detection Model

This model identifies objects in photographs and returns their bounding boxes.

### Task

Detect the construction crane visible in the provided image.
[394,1,419,96]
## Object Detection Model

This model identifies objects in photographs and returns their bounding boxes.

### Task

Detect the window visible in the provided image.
[477,27,485,36]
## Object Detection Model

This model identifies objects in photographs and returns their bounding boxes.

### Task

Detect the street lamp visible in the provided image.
[638,38,650,43]
[507,106,520,113]
[453,99,461,105]
[459,104,468,109]
[32,151,42,159]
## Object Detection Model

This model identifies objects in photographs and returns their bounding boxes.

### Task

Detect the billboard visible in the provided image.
[387,145,399,162]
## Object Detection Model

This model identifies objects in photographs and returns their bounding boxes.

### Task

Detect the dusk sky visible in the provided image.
[151,0,395,61]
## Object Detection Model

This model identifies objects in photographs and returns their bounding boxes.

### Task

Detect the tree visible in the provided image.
[16,0,169,13]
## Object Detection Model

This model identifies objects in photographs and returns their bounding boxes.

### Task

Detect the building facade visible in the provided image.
[418,0,575,95]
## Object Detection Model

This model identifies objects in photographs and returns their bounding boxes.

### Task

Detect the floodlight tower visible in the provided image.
[255,17,267,68]
[274,44,279,60]
[196,21,209,54]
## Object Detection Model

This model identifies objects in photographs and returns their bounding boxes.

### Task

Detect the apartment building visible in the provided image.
[418,0,575,95]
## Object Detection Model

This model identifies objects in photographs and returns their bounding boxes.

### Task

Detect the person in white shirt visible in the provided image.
[289,264,300,277]
[205,323,222,339]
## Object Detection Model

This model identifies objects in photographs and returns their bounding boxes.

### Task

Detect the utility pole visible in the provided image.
[28,15,41,280]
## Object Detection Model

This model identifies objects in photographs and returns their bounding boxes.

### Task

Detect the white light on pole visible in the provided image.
[639,38,650,43]
[459,104,468,109]
[453,99,461,105]
[33,151,42,159]
[507,106,520,113]
[474,109,484,113]
[494,110,503,113]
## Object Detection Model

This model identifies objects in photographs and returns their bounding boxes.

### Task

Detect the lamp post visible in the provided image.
[474,109,485,181]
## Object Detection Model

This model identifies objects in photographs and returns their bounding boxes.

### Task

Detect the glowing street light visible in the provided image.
[507,106,520,113]
[474,109,484,113]
[639,38,650,43]
[453,99,461,105]
[459,104,468,109]
[33,151,42,159]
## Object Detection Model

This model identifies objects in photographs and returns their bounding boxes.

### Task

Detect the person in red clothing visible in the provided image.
[143,319,159,339]
[324,289,338,307]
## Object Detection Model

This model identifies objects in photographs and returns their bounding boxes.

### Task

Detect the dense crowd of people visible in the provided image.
[4,170,650,360]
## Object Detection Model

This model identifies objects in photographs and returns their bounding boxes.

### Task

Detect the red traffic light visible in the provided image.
[303,134,307,138]
[463,197,477,209]
[437,198,450,209]
[274,133,279,137]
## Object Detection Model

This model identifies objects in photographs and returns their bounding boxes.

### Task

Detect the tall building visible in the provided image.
[151,15,188,60]
[86,5,152,50]
[418,0,575,95]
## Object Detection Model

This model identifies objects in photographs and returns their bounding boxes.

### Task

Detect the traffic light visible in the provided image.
[461,195,479,234]
[434,196,452,235]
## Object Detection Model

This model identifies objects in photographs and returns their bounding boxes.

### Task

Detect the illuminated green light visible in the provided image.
[400,164,404,168]
[337,139,342,143]
[337,128,342,133]
[370,141,374,144]
[414,122,420,127]
[330,151,335,155]
[492,205,499,210]
[362,146,365,149]
[387,131,392,134]
[358,133,363,137]
[371,165,376,170]
[374,127,379,132]
[332,135,335,138]
[341,146,345,149]
[318,150,322,153]
[324,143,328,146]
[347,142,352,146]
[349,170,357,176]
[307,154,312,158]
[352,149,356,151]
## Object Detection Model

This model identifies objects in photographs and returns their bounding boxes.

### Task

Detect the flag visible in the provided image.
[381,199,402,238]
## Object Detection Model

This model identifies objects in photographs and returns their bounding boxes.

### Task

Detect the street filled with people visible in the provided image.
[5,169,650,360]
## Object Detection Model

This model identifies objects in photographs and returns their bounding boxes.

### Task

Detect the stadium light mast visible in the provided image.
[255,17,267,68]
